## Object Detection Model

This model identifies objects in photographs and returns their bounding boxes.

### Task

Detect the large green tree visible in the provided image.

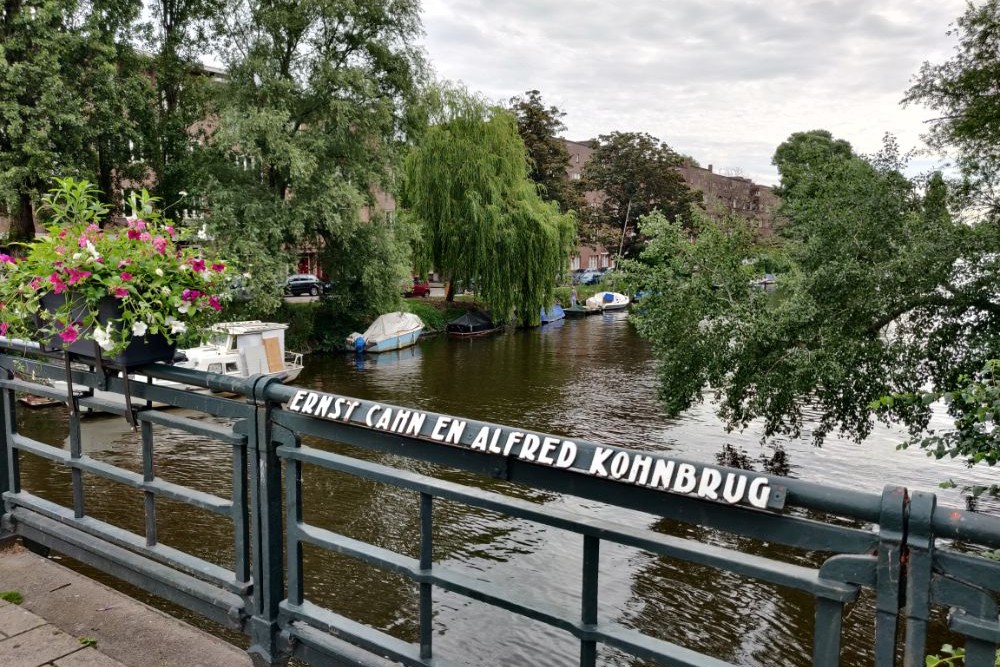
[0,0,152,232]
[205,0,426,319]
[622,133,996,464]
[508,90,578,213]
[904,0,1000,216]
[134,0,223,218]
[402,89,575,324]
[578,131,698,258]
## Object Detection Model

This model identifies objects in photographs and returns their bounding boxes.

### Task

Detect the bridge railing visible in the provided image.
[1,342,998,667]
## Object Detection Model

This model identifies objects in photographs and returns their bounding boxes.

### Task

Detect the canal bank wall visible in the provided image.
[0,542,251,667]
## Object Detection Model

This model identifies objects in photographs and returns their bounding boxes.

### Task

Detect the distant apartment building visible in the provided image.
[562,139,781,270]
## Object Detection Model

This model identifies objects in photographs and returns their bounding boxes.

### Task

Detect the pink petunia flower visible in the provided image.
[190,258,206,272]
[211,262,225,273]
[59,325,79,344]
[29,277,42,290]
[153,236,167,255]
[0,254,14,264]
[67,268,91,285]
[181,289,201,302]
[118,258,132,268]
[120,271,133,281]
[0,322,8,336]
[127,229,142,240]
[49,273,67,294]
[113,287,129,299]
[208,296,222,311]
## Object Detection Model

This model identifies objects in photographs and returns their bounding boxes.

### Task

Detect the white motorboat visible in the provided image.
[174,320,304,383]
[585,291,630,311]
[25,321,304,412]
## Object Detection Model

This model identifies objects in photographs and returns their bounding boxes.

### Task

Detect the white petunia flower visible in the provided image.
[177,302,190,314]
[85,240,100,259]
[155,268,164,277]
[132,321,148,337]
[169,319,187,334]
[94,325,115,351]
[161,286,171,295]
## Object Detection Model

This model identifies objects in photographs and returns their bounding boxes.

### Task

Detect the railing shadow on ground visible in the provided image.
[0,339,998,667]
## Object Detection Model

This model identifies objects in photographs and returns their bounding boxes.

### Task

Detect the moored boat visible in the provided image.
[585,291,630,311]
[540,304,566,324]
[346,312,424,353]
[446,310,500,337]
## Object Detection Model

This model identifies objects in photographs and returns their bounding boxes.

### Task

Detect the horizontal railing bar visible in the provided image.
[934,551,1000,594]
[288,621,406,667]
[0,377,72,402]
[12,433,232,515]
[276,431,877,555]
[6,494,247,594]
[267,387,886,521]
[137,409,246,446]
[284,598,738,667]
[284,445,864,598]
[12,506,246,629]
[931,506,1000,548]
[295,522,590,635]
[283,601,466,667]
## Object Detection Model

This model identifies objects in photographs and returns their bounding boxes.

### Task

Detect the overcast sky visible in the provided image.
[419,0,967,186]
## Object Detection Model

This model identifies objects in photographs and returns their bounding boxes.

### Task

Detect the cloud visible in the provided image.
[421,0,967,184]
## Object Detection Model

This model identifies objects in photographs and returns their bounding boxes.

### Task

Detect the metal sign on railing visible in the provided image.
[285,388,783,510]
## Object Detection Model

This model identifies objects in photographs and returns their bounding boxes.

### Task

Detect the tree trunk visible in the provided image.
[11,192,35,244]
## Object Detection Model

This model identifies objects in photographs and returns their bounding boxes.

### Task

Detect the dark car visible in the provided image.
[404,277,431,298]
[284,274,331,296]
[576,269,602,285]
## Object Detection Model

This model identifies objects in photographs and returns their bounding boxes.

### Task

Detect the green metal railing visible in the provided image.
[1,341,998,666]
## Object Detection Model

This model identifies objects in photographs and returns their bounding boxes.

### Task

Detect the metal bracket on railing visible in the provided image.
[902,491,936,667]
[873,485,907,667]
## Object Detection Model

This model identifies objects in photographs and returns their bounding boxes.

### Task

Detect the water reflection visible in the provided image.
[14,312,997,666]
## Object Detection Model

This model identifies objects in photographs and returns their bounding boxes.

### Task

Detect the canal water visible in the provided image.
[13,312,999,666]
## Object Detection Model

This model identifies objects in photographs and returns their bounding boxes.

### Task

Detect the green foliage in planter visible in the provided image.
[0,178,234,356]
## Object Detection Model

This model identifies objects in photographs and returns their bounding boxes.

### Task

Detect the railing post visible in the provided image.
[0,362,16,544]
[245,375,290,666]
[874,485,907,667]
[902,491,935,667]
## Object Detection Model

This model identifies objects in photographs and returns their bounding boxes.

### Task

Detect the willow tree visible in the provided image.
[402,91,575,324]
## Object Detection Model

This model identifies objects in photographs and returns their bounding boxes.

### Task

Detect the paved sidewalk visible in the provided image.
[0,543,252,667]
[0,597,126,667]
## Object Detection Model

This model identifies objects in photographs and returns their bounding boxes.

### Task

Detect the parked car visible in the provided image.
[284,274,331,296]
[576,269,603,285]
[404,277,431,298]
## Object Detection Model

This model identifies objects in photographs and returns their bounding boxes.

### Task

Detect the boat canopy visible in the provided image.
[447,310,495,333]
[362,312,424,340]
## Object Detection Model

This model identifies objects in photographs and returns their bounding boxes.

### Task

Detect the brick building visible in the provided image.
[563,139,781,270]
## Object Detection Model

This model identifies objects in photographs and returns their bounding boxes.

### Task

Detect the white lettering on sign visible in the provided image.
[283,390,776,510]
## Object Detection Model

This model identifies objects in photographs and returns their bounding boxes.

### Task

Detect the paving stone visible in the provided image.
[0,602,47,637]
[0,624,83,667]
[55,647,128,667]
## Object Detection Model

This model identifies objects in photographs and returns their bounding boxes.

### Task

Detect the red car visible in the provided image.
[404,277,431,298]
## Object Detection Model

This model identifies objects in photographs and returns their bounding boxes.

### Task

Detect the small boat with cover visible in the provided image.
[585,291,630,311]
[540,304,566,324]
[346,312,424,353]
[446,310,500,337]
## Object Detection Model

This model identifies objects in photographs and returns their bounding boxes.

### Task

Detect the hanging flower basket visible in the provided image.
[0,177,233,371]
[37,293,176,370]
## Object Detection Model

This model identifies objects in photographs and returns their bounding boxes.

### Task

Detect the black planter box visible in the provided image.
[38,292,176,369]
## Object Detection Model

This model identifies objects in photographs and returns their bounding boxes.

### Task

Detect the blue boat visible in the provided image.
[346,312,424,353]
[540,304,566,324]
